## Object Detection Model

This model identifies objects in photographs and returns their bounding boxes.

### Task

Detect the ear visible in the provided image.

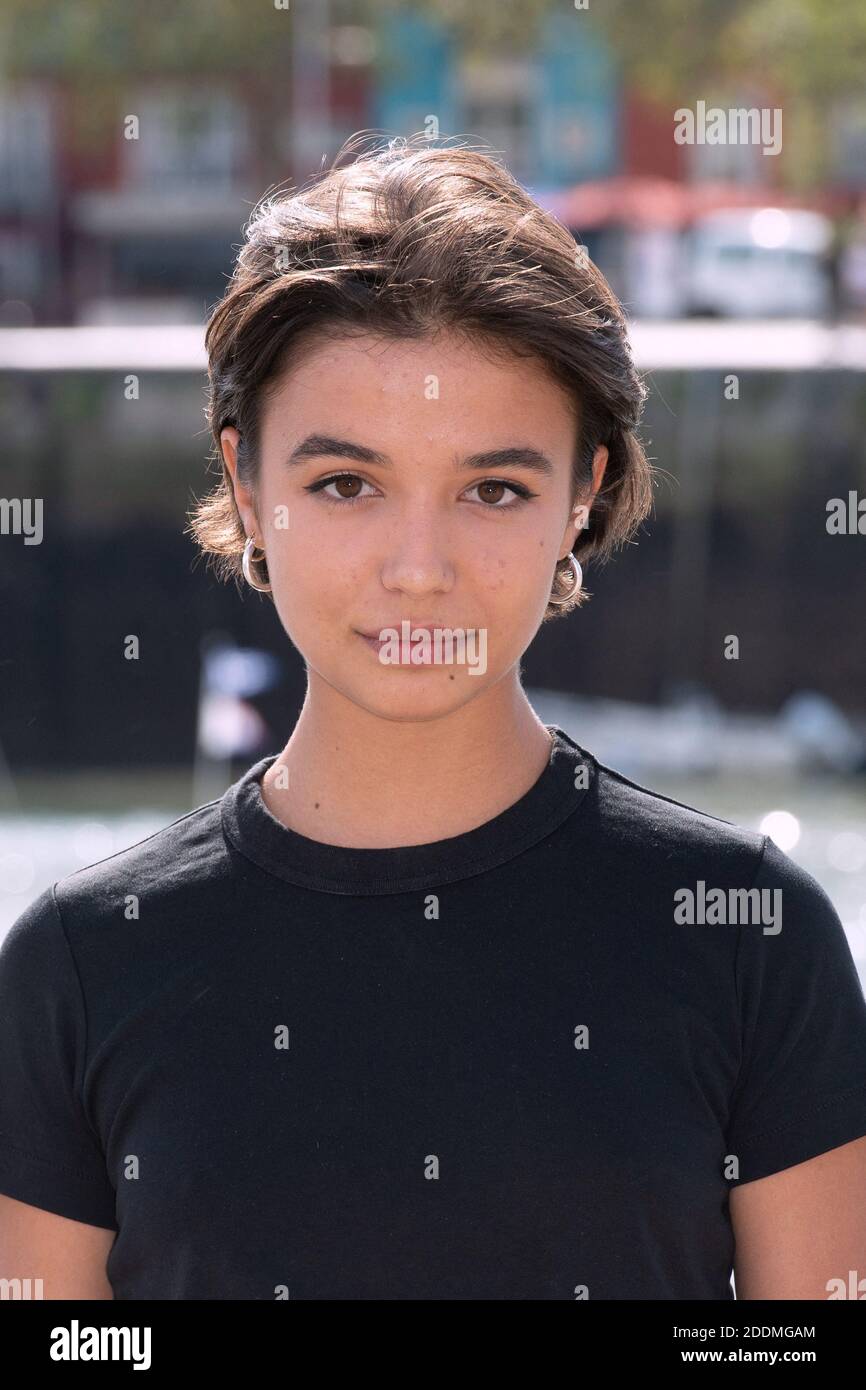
[591,443,609,497]
[220,425,242,493]
[557,444,609,560]
[220,426,260,541]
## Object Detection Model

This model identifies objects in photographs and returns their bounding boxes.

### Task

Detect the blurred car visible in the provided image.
[682,207,833,317]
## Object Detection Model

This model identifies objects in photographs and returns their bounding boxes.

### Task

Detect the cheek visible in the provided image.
[471,529,552,603]
[265,523,362,641]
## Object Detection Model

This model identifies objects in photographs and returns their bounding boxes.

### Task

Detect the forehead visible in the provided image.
[260,327,576,448]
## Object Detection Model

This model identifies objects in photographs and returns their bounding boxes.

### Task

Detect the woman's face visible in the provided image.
[221,328,608,723]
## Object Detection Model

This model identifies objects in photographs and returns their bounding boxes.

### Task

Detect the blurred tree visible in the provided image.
[0,0,298,169]
[0,0,379,178]
[388,0,866,104]
[381,0,866,186]
[0,0,291,73]
[2,0,864,185]
[4,0,865,106]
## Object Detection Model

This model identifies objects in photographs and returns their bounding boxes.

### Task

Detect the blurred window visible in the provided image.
[462,95,533,174]
[459,57,535,178]
[0,84,55,211]
[713,245,824,269]
[122,88,248,193]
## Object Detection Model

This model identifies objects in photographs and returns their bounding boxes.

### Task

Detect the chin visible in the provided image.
[334,671,492,724]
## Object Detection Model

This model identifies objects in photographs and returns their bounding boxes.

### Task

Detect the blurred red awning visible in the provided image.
[531,176,848,230]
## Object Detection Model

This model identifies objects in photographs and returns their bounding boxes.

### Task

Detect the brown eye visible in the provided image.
[464,479,534,508]
[308,473,376,502]
[332,476,363,499]
[477,480,507,505]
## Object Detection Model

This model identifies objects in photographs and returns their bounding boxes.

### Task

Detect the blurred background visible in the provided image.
[1,0,866,986]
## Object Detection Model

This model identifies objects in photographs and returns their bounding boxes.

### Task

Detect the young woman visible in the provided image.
[2,136,866,1301]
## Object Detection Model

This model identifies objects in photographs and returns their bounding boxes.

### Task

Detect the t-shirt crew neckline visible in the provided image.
[220,724,594,896]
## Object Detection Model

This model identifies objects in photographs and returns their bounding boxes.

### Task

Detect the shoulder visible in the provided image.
[585,754,852,947]
[586,752,766,880]
[50,796,229,925]
[0,795,238,1043]
[10,797,236,980]
[1,793,229,971]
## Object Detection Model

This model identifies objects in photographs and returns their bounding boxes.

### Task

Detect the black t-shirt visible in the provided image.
[2,725,866,1301]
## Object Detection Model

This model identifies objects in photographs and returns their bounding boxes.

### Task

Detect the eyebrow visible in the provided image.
[285,433,556,478]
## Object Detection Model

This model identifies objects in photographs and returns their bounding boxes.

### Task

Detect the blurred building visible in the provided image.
[1,8,865,326]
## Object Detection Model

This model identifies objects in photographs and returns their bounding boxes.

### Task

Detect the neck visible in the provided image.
[259,672,554,849]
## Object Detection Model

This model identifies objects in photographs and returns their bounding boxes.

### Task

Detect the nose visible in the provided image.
[379,516,455,598]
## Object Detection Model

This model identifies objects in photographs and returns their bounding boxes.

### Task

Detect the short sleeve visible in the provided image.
[726,835,866,1185]
[0,885,118,1229]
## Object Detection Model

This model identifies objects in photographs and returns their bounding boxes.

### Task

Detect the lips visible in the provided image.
[358,624,445,638]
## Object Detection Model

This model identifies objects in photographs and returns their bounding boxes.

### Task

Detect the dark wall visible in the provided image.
[2,368,864,772]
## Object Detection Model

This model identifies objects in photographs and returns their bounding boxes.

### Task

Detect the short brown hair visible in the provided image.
[188,133,655,616]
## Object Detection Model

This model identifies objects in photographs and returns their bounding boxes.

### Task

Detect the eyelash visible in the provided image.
[303,472,538,509]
